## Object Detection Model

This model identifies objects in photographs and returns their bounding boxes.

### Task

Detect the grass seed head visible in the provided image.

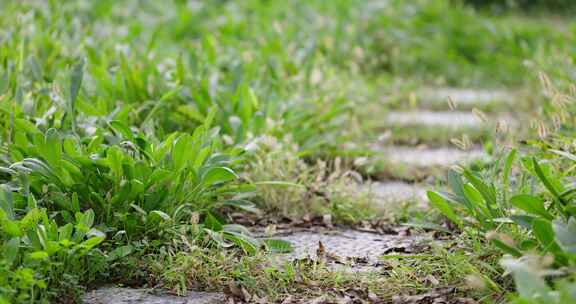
[447,96,457,111]
[472,108,488,123]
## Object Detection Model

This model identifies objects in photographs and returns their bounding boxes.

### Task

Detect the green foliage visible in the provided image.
[429,79,576,301]
[0,0,373,300]
[359,0,574,86]
[0,205,105,303]
[0,121,259,300]
[429,151,576,263]
[0,0,574,302]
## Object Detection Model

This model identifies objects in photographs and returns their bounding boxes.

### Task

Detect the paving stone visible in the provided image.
[366,146,489,180]
[271,229,428,265]
[380,146,488,168]
[366,181,428,208]
[418,87,513,108]
[384,111,484,129]
[83,287,225,304]
[374,110,498,144]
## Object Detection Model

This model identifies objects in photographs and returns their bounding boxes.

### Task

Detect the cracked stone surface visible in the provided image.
[384,111,484,129]
[418,87,513,107]
[271,229,428,265]
[83,287,225,304]
[366,181,428,208]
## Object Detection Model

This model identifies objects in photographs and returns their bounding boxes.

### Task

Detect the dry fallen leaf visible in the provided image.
[316,241,326,260]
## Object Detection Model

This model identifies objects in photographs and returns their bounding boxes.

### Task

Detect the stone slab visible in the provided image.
[271,229,427,264]
[365,146,489,180]
[418,87,513,107]
[379,146,488,168]
[83,287,225,304]
[384,111,484,129]
[366,181,428,208]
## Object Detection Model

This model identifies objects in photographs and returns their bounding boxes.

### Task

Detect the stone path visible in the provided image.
[417,87,513,109]
[268,229,431,271]
[385,111,484,129]
[86,87,512,303]
[366,181,428,209]
[263,86,512,274]
[368,146,489,180]
[83,288,225,304]
[273,229,427,260]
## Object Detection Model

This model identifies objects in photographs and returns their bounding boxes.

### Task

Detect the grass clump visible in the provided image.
[427,76,576,302]
[149,233,505,303]
[244,136,376,223]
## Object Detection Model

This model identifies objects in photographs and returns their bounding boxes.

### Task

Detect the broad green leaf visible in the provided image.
[427,191,462,227]
[4,237,20,265]
[172,135,190,171]
[79,210,95,228]
[462,183,488,216]
[510,194,553,220]
[42,128,62,167]
[204,105,218,129]
[14,118,40,134]
[204,212,223,231]
[202,35,216,65]
[58,223,74,241]
[532,219,560,253]
[29,251,49,260]
[0,218,22,237]
[0,187,14,219]
[501,257,552,301]
[221,200,260,214]
[69,59,85,132]
[502,148,516,193]
[464,170,497,212]
[224,232,258,255]
[87,228,106,239]
[141,87,180,126]
[80,236,105,250]
[69,59,84,106]
[107,245,134,262]
[106,146,124,178]
[201,167,237,186]
[193,147,211,170]
[27,194,38,210]
[19,208,43,230]
[553,217,576,254]
[204,229,233,248]
[109,120,134,140]
[71,193,80,213]
[239,84,255,125]
[148,210,171,223]
[532,158,563,202]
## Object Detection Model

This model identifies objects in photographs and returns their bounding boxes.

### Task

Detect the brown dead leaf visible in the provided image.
[226,282,244,300]
[316,241,326,260]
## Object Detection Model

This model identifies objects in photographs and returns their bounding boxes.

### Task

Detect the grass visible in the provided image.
[151,235,504,303]
[1,0,576,303]
[425,76,576,303]
[244,136,377,222]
